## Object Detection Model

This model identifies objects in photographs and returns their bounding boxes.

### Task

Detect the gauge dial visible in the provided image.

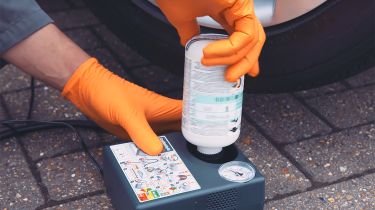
[218,161,255,183]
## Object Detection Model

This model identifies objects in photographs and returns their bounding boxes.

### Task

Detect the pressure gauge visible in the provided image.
[218,161,256,183]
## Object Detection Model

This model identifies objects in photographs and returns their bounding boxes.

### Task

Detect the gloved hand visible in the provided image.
[156,0,266,82]
[62,58,182,155]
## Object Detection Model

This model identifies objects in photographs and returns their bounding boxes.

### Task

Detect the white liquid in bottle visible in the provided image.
[182,34,244,155]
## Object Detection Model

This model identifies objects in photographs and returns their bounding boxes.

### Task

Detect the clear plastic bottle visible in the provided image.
[182,34,244,155]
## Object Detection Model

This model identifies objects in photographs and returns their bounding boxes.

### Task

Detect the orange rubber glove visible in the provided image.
[156,0,266,82]
[62,58,182,155]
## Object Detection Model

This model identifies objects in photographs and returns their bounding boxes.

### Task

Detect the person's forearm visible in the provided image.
[1,24,90,90]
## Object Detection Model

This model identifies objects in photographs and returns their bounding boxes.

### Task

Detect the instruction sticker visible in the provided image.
[110,136,201,203]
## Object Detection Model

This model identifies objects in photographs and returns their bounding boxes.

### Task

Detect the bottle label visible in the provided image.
[182,57,243,136]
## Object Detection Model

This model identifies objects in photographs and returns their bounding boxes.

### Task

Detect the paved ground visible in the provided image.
[0,0,374,209]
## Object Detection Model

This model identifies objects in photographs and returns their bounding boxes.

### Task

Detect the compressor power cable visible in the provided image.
[1,119,104,175]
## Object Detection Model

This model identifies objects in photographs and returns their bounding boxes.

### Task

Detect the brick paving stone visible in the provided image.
[78,129,103,147]
[346,67,375,87]
[243,94,331,144]
[2,89,29,119]
[65,28,101,50]
[37,0,71,12]
[49,8,100,29]
[90,147,105,169]
[236,119,311,199]
[0,138,44,209]
[265,173,375,210]
[92,133,125,168]
[0,103,9,132]
[88,138,135,175]
[0,65,30,93]
[44,194,113,210]
[35,79,48,87]
[96,131,123,145]
[284,123,375,183]
[88,48,130,79]
[37,152,104,200]
[295,82,346,99]
[131,65,183,93]
[0,102,6,118]
[20,128,101,161]
[3,86,83,120]
[88,137,119,171]
[306,85,375,129]
[94,25,149,68]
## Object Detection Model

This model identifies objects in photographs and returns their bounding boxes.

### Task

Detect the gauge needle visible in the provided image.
[229,170,243,176]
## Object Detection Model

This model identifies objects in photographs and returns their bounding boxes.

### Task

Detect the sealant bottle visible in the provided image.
[182,34,244,155]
